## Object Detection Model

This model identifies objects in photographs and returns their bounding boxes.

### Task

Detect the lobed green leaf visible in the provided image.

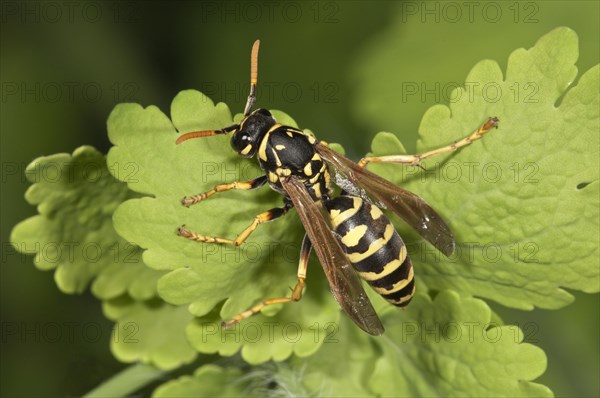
[369,291,551,397]
[103,295,197,370]
[152,365,248,397]
[10,146,161,299]
[367,27,599,310]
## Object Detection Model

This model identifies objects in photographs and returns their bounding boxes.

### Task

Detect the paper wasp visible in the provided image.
[176,40,498,335]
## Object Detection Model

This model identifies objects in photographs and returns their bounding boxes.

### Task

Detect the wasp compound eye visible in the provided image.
[231,132,256,157]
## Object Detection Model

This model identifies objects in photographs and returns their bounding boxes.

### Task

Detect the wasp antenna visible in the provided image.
[176,130,219,144]
[243,39,261,117]
[251,39,260,84]
[175,124,238,144]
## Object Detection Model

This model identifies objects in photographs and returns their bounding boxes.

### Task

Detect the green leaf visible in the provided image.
[367,27,599,310]
[152,365,248,398]
[156,294,548,398]
[152,363,317,398]
[153,329,377,398]
[292,316,379,397]
[9,146,161,299]
[107,91,342,363]
[369,291,551,397]
[185,290,339,365]
[290,292,543,397]
[351,4,600,152]
[103,295,197,370]
[91,259,163,301]
[153,362,320,397]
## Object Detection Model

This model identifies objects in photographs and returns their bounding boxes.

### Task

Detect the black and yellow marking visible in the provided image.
[258,123,283,162]
[325,195,416,307]
[257,126,331,201]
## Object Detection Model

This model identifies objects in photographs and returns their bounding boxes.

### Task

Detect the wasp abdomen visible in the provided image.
[325,195,415,307]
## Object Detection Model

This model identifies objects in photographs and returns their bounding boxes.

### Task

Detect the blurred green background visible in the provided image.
[1,1,598,396]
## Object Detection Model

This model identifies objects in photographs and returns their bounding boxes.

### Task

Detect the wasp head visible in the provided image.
[231,108,276,157]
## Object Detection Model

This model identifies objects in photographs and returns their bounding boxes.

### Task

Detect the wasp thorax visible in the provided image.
[230,109,276,157]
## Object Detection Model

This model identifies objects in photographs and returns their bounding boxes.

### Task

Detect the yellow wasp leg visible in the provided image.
[358,117,499,167]
[177,205,290,247]
[182,176,267,207]
[221,234,311,329]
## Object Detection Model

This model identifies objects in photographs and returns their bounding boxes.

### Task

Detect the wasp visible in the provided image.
[176,40,498,335]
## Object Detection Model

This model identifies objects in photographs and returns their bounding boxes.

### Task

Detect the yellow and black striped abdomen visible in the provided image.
[325,195,415,307]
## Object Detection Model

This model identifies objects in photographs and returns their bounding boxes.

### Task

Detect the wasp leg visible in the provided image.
[358,117,499,167]
[182,175,267,207]
[222,234,312,329]
[178,202,292,246]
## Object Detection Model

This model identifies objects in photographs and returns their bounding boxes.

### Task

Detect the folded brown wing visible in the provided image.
[282,176,384,336]
[316,142,455,256]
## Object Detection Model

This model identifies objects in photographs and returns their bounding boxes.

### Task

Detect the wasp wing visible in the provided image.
[316,142,455,256]
[281,176,384,336]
